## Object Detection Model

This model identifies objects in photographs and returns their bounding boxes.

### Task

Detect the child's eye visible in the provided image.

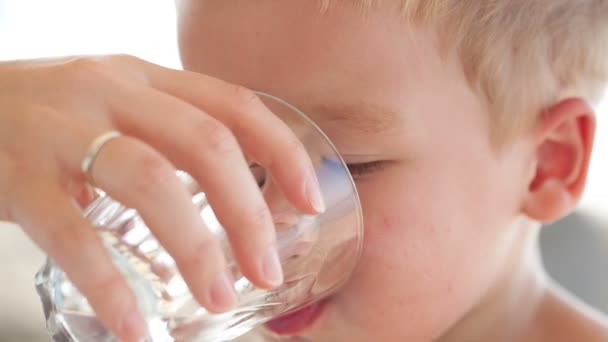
[346,161,386,178]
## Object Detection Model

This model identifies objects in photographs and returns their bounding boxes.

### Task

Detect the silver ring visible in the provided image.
[81,131,122,184]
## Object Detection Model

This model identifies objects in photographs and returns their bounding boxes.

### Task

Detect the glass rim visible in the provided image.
[254,91,365,299]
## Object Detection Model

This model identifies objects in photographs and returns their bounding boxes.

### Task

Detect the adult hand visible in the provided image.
[0,55,323,341]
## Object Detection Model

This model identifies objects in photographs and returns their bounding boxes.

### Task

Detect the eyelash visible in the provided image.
[346,161,385,178]
[253,160,385,184]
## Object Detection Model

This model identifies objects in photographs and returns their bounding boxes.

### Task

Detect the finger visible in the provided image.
[87,135,240,311]
[11,179,147,342]
[66,179,97,208]
[124,58,324,214]
[104,84,285,288]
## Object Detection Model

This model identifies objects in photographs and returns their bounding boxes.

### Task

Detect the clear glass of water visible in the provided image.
[35,92,364,342]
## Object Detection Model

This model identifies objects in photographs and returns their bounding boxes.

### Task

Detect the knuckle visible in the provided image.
[132,151,175,196]
[282,135,306,159]
[60,57,121,91]
[103,54,147,82]
[64,55,145,85]
[229,85,263,112]
[246,205,273,234]
[200,119,240,154]
[178,237,221,273]
[265,135,305,170]
[65,57,110,79]
[227,205,274,249]
[106,53,139,65]
[88,272,129,303]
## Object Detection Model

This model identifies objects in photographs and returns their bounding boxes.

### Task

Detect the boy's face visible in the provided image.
[178,1,534,340]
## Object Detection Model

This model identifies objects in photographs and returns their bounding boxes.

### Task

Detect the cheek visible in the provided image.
[356,186,466,298]
[358,167,484,272]
[332,164,511,339]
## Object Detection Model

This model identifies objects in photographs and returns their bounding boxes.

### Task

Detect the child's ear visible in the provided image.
[522,98,596,223]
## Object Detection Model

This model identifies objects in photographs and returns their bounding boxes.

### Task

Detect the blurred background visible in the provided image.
[0,1,606,341]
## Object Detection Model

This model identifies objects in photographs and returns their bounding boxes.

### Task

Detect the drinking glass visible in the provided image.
[35,92,364,342]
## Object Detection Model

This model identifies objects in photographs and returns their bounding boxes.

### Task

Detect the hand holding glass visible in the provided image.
[36,93,364,342]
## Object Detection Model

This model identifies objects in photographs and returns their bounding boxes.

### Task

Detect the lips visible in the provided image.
[264,300,327,336]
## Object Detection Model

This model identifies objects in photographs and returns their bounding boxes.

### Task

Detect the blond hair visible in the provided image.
[320,0,608,142]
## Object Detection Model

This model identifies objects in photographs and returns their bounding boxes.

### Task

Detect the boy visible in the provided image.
[1,1,606,341]
[175,0,608,341]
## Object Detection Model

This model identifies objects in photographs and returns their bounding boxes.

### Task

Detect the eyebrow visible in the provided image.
[308,102,403,134]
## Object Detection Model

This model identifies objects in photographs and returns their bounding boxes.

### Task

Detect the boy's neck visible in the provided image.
[439,220,608,342]
[438,221,547,341]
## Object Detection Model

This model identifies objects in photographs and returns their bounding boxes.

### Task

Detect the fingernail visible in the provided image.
[122,310,147,342]
[210,271,237,311]
[262,248,284,287]
[306,173,326,213]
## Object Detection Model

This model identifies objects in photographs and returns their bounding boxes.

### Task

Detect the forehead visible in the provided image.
[178,1,453,132]
[308,102,403,134]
